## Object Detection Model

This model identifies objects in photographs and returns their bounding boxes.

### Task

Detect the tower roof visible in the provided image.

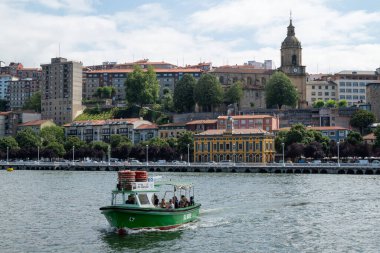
[281,18,301,48]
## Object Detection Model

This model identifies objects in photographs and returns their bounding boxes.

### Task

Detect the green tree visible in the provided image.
[0,136,19,151]
[265,71,298,109]
[325,99,337,108]
[23,91,41,112]
[125,65,160,107]
[350,110,376,134]
[312,100,325,108]
[147,137,169,148]
[194,73,223,112]
[177,131,194,156]
[338,100,348,108]
[15,128,41,149]
[161,88,175,112]
[346,131,363,145]
[173,74,196,112]
[44,142,66,158]
[224,81,243,107]
[110,134,131,148]
[90,141,109,153]
[40,126,64,145]
[64,136,87,152]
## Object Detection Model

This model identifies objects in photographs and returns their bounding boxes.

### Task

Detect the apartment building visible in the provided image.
[83,67,203,101]
[64,118,156,144]
[0,75,18,100]
[41,57,83,125]
[217,115,279,132]
[334,70,379,106]
[8,78,40,110]
[306,80,338,103]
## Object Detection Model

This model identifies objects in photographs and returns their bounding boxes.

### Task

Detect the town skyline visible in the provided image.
[1,0,380,73]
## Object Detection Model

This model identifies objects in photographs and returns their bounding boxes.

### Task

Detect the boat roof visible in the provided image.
[155,181,194,190]
[112,189,159,194]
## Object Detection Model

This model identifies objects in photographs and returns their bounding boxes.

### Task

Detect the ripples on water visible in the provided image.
[0,171,379,253]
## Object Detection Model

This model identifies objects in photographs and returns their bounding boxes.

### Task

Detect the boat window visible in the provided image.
[138,194,150,205]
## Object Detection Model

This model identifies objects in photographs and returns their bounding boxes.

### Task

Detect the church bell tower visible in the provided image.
[279,16,307,107]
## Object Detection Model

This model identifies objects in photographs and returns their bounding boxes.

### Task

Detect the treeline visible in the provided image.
[0,126,194,162]
[276,124,380,161]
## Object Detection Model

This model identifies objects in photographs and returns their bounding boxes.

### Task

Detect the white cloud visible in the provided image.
[0,0,379,74]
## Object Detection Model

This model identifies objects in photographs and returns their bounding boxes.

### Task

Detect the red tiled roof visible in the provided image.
[19,119,52,126]
[363,133,375,140]
[85,68,202,74]
[196,128,269,136]
[218,115,274,120]
[159,122,187,127]
[136,124,158,130]
[186,119,217,125]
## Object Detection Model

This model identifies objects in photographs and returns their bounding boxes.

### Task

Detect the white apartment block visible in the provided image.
[306,80,337,103]
[64,118,157,144]
[41,57,83,125]
[0,75,18,100]
[334,70,379,106]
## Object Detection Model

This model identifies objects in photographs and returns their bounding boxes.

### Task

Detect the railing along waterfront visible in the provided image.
[1,161,380,174]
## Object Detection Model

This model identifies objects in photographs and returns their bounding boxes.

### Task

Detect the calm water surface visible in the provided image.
[0,171,379,253]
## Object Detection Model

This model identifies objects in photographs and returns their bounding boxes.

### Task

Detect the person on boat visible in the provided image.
[153,194,159,206]
[125,195,135,204]
[173,196,179,209]
[179,195,188,208]
[167,199,174,209]
[190,196,194,206]
[159,198,166,208]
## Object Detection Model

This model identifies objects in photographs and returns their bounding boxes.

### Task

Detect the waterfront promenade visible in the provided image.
[1,161,380,174]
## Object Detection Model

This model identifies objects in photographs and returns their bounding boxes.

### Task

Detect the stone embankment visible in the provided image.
[1,162,380,175]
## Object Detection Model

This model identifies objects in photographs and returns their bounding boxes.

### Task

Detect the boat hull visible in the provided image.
[100,204,201,229]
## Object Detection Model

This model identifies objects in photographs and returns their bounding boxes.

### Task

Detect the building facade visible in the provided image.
[210,66,273,110]
[17,119,55,135]
[279,18,307,108]
[41,57,83,125]
[366,81,380,121]
[185,119,217,133]
[0,75,19,100]
[217,115,279,132]
[64,118,156,144]
[194,116,275,163]
[8,78,40,110]
[306,80,338,104]
[158,122,187,139]
[334,70,379,106]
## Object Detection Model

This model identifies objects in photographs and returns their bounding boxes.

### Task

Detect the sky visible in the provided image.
[1,0,380,73]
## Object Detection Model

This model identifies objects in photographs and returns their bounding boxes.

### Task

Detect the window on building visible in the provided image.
[339,82,345,86]
[353,82,358,87]
[325,92,329,96]
[346,82,352,87]
[325,86,328,89]
[359,89,365,93]
[318,92,322,96]
[311,92,316,96]
[353,89,358,93]
[340,88,345,93]
[312,86,315,89]
[332,92,336,96]
[346,89,352,93]
[340,95,345,99]
[318,86,322,89]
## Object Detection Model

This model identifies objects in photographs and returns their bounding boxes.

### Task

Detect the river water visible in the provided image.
[0,171,379,253]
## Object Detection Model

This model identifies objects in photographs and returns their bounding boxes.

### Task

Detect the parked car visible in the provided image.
[219,160,233,165]
[130,159,142,165]
[157,160,167,165]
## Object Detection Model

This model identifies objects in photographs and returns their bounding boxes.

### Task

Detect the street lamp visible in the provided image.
[37,146,40,164]
[187,144,190,166]
[146,145,149,166]
[108,145,111,165]
[232,143,236,166]
[6,146,9,164]
[281,142,285,167]
[72,146,75,165]
[337,141,340,167]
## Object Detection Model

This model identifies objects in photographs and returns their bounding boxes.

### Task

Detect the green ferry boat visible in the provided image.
[100,173,201,231]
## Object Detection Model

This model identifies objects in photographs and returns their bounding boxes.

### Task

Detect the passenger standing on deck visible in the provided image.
[167,199,174,209]
[153,194,159,206]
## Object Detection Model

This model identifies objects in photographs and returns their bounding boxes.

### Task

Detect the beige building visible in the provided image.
[41,57,83,125]
[279,18,307,108]
[17,119,55,135]
[210,66,273,110]
[306,80,338,103]
[158,122,187,139]
[366,81,380,121]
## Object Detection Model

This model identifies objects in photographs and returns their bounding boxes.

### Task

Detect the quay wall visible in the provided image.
[2,163,380,175]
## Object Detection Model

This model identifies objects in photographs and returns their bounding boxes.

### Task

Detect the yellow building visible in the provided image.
[194,116,275,163]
